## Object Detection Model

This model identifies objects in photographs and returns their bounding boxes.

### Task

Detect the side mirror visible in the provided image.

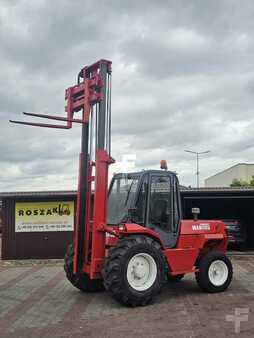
[192,207,200,221]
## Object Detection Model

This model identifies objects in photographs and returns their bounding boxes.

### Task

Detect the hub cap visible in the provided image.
[208,260,229,286]
[127,253,157,291]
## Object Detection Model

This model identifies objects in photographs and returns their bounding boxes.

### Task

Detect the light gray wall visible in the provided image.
[205,164,254,187]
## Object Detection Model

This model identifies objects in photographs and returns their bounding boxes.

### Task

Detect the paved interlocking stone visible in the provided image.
[0,257,253,338]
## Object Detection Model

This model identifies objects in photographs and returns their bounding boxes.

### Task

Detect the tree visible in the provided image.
[249,176,254,186]
[230,176,254,187]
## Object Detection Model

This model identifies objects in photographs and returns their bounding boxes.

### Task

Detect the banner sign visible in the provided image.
[15,201,74,232]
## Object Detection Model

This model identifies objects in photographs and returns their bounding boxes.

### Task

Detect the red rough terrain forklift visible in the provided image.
[11,59,233,306]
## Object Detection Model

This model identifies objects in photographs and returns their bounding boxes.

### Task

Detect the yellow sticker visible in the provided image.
[15,201,74,232]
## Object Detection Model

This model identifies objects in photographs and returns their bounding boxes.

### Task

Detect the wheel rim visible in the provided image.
[127,253,157,291]
[208,260,229,286]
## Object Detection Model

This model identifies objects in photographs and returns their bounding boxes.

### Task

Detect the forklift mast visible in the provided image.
[10,59,114,278]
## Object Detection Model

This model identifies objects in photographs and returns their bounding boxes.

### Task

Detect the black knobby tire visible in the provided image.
[167,274,184,283]
[64,244,104,292]
[195,251,233,293]
[102,235,168,307]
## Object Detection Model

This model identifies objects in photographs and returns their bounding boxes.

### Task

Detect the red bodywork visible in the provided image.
[102,219,228,277]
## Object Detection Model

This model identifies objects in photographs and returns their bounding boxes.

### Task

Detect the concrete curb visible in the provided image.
[0,259,64,267]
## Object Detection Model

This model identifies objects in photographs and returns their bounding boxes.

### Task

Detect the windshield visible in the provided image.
[107,175,139,225]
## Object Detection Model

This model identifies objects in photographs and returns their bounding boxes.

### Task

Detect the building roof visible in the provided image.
[1,186,254,199]
[181,186,254,193]
[0,190,77,199]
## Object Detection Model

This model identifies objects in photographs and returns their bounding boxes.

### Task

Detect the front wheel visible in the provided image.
[195,251,233,293]
[103,235,167,306]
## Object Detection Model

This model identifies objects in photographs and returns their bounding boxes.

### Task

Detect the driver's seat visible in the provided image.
[151,199,168,224]
[150,198,174,247]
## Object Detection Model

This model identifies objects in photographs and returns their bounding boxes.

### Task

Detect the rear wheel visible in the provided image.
[103,235,167,306]
[64,244,104,292]
[195,251,233,293]
[167,274,184,282]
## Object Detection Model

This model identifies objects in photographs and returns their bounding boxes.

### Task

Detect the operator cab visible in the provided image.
[107,170,182,248]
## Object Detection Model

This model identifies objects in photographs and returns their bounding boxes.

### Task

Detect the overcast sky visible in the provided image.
[1,0,254,191]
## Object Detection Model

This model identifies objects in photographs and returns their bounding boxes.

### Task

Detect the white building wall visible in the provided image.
[205,164,254,187]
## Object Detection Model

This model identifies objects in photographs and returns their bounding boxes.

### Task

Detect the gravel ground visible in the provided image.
[0,256,253,338]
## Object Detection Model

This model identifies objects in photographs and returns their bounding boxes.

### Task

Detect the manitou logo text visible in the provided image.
[192,223,211,231]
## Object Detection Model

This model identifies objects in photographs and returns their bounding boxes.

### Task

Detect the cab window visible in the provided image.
[148,175,172,231]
